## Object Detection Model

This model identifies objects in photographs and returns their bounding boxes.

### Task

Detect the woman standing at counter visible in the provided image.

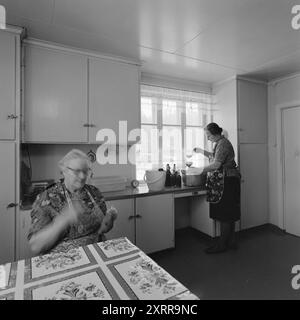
[194,123,241,254]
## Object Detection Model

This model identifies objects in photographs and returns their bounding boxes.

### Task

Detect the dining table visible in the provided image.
[0,237,199,300]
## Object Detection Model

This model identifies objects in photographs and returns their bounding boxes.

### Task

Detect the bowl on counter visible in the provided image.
[181,169,207,187]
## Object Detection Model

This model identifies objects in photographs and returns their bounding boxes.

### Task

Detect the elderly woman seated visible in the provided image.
[28,149,117,255]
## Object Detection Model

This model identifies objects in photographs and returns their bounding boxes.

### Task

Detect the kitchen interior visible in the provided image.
[1,0,300,300]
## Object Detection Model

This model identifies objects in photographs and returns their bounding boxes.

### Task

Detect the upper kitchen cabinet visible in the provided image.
[0,32,18,140]
[237,79,268,144]
[24,45,88,143]
[88,58,140,144]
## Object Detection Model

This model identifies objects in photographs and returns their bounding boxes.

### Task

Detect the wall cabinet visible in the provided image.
[237,79,268,229]
[23,42,140,144]
[136,194,174,254]
[89,58,140,143]
[237,79,268,144]
[0,28,22,264]
[213,78,268,230]
[24,45,88,143]
[0,142,17,264]
[0,32,18,140]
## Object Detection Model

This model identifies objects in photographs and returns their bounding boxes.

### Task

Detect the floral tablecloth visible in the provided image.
[0,237,199,300]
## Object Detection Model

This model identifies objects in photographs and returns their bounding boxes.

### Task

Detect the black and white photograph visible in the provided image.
[0,0,300,305]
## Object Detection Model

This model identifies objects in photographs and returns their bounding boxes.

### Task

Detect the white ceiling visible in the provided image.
[2,0,300,84]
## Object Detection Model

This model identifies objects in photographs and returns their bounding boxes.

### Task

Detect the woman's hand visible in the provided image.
[98,207,118,235]
[58,200,83,226]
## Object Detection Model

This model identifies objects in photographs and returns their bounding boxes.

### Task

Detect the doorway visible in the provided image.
[282,106,300,236]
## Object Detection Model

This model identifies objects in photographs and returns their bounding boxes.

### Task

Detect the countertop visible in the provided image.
[20,184,207,210]
[102,184,207,201]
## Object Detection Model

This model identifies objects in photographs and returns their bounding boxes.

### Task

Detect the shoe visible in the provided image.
[204,244,227,254]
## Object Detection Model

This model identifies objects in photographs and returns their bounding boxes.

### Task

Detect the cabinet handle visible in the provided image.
[6,203,18,209]
[83,123,90,127]
[192,191,199,195]
[7,114,18,120]
[136,214,142,219]
[238,128,244,132]
[128,215,135,220]
[89,124,96,128]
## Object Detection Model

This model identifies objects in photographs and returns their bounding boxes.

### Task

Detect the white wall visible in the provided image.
[268,74,300,228]
[21,144,136,185]
[212,79,238,161]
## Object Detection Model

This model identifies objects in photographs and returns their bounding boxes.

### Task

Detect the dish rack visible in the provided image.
[90,176,127,193]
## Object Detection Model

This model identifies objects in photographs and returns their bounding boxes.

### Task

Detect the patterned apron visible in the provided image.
[206,140,225,203]
[206,169,225,203]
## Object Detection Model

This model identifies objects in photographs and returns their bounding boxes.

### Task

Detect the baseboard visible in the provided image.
[239,223,286,235]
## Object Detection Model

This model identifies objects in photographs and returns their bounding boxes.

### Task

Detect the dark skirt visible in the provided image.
[209,176,241,222]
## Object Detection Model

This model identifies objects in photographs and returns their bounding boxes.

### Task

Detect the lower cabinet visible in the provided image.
[18,209,34,260]
[189,196,213,236]
[105,199,135,244]
[18,194,175,260]
[239,144,268,229]
[0,142,17,264]
[136,194,175,254]
[107,194,175,254]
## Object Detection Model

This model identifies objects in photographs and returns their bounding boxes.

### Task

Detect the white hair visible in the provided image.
[58,149,91,171]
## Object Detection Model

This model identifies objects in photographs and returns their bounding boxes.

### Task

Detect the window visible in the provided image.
[136,85,215,181]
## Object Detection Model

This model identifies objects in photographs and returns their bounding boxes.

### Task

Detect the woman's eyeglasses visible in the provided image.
[66,167,92,177]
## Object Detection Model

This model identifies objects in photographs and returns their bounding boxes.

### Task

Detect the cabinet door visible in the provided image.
[239,144,268,229]
[238,79,267,143]
[0,32,16,140]
[190,195,213,236]
[24,46,88,142]
[18,210,34,260]
[136,194,174,254]
[0,142,16,264]
[89,58,140,143]
[105,199,135,244]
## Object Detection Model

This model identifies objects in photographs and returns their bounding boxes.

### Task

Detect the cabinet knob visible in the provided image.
[7,114,18,120]
[238,128,244,132]
[6,203,18,209]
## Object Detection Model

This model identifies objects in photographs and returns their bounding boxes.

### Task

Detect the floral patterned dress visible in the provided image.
[28,180,107,254]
